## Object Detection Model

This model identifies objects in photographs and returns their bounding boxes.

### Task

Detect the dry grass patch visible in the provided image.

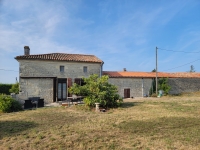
[0,96,200,149]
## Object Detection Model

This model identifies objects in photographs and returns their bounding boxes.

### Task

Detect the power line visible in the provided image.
[162,58,200,71]
[0,69,18,72]
[158,48,200,53]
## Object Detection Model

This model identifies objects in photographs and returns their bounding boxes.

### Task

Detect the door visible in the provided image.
[57,79,67,101]
[124,88,130,98]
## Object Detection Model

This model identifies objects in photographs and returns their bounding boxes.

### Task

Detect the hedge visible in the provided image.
[0,84,13,95]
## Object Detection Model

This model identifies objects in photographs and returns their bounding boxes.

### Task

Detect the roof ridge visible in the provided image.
[31,53,96,56]
[18,53,96,56]
[15,52,103,63]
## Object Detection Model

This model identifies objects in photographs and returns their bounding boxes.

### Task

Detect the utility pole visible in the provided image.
[156,47,158,95]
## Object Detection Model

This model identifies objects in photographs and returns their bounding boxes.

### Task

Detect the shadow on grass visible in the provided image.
[118,117,200,143]
[121,102,144,108]
[0,120,37,139]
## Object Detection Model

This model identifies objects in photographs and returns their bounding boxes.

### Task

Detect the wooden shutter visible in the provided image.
[68,78,72,88]
[74,78,81,85]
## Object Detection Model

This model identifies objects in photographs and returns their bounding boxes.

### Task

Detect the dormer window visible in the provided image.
[60,66,64,72]
[83,66,87,73]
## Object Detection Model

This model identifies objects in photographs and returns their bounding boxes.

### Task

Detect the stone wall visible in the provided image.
[168,78,200,95]
[108,77,200,97]
[18,60,101,103]
[108,78,153,97]
[19,60,101,79]
[19,78,53,104]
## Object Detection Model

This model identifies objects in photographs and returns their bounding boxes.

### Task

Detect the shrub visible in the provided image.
[0,95,22,113]
[149,78,171,96]
[69,74,123,108]
[9,82,19,94]
[158,78,171,95]
[0,84,12,95]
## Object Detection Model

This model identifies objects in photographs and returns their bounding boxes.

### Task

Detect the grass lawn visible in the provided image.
[0,94,200,150]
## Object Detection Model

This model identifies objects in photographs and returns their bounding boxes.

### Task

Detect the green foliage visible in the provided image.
[68,83,81,95]
[68,83,88,96]
[149,78,156,96]
[158,78,171,95]
[0,94,22,113]
[149,78,171,96]
[69,74,122,108]
[0,84,12,95]
[9,82,19,94]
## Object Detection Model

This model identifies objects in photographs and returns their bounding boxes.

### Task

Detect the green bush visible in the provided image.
[69,74,123,108]
[0,95,22,113]
[158,78,171,95]
[149,78,171,96]
[9,82,19,94]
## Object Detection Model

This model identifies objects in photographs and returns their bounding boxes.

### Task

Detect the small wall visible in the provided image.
[168,78,200,95]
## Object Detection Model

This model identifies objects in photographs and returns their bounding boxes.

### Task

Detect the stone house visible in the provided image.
[15,46,103,103]
[15,46,200,103]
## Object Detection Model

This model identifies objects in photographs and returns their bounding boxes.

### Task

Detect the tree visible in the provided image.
[149,78,156,96]
[149,78,170,96]
[189,65,195,73]
[158,78,171,95]
[69,74,122,108]
[9,82,19,94]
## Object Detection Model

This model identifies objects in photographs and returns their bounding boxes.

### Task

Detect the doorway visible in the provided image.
[57,79,67,101]
[124,88,130,98]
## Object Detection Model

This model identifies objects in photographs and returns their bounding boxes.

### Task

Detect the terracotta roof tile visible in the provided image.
[103,71,200,78]
[15,53,103,63]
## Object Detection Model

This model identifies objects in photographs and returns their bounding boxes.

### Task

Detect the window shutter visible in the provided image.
[74,78,81,85]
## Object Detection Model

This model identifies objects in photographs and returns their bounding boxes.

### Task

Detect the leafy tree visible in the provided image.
[9,82,19,94]
[149,69,156,95]
[69,74,122,108]
[149,78,171,96]
[149,78,156,96]
[158,78,171,95]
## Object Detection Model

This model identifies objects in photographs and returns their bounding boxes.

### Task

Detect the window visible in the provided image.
[60,66,64,72]
[83,66,87,73]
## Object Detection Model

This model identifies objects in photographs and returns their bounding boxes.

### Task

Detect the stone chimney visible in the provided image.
[24,46,30,55]
[123,68,127,72]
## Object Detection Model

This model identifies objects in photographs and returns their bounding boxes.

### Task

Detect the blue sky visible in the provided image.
[0,0,200,83]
